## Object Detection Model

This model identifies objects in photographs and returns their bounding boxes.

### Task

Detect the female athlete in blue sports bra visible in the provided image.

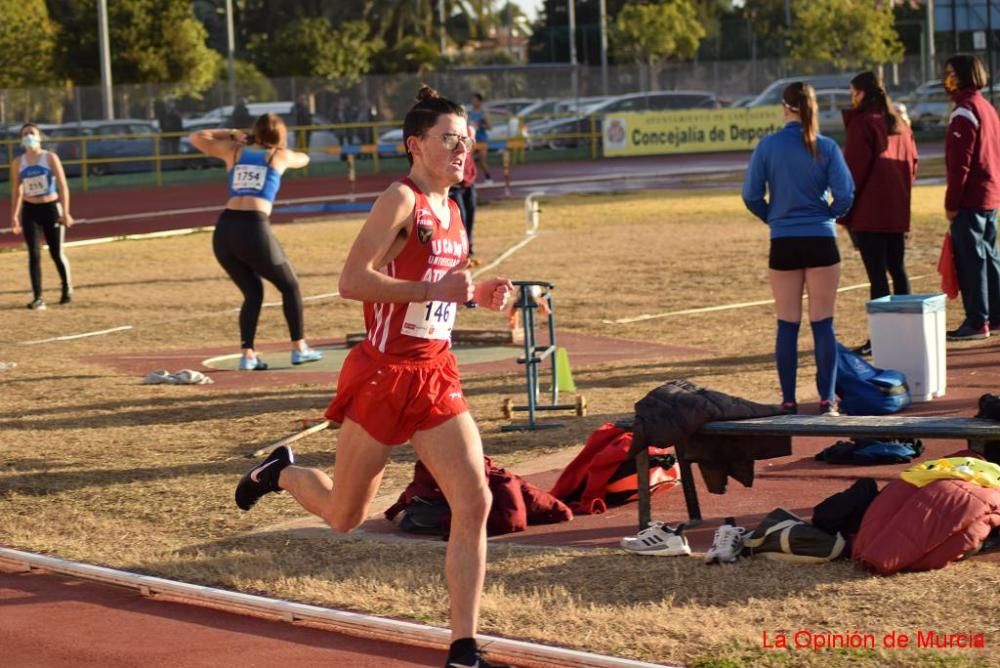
[189,113,322,370]
[10,122,74,310]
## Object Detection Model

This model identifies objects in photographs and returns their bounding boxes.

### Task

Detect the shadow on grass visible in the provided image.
[145,528,873,611]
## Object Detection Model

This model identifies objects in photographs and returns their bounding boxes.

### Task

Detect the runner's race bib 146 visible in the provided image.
[401,300,456,340]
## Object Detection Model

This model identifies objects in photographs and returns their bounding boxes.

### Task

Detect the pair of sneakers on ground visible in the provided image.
[620,518,749,562]
[238,347,323,371]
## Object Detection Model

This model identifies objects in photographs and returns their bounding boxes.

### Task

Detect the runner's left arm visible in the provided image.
[49,152,73,227]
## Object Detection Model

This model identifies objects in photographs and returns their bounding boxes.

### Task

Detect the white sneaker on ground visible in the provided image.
[620,521,691,557]
[705,518,749,564]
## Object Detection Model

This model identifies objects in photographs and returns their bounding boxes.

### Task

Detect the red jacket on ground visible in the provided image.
[945,87,1000,212]
[840,108,918,233]
[852,477,1000,575]
[549,422,676,515]
[385,456,572,538]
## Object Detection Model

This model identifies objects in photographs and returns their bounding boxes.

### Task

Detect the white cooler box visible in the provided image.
[866,294,947,402]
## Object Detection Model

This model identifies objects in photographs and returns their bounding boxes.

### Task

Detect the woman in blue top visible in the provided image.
[10,123,74,310]
[190,113,322,371]
[742,83,855,415]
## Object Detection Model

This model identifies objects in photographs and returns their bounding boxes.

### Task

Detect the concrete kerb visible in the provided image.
[0,547,674,668]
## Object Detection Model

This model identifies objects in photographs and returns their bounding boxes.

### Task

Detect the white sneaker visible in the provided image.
[620,521,691,557]
[705,519,748,564]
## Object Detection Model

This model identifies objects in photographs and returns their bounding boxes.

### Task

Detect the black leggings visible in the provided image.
[21,201,71,299]
[212,209,304,349]
[851,231,910,300]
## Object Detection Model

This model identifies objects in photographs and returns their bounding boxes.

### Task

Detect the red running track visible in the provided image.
[0,567,445,667]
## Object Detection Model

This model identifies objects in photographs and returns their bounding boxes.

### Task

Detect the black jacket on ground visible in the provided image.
[630,379,789,493]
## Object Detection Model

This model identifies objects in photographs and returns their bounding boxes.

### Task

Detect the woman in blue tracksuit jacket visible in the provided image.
[742,82,855,415]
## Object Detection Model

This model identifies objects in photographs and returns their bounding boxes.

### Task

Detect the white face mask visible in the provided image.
[21,135,41,149]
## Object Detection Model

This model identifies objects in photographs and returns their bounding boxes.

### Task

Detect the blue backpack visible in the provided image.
[834,343,911,415]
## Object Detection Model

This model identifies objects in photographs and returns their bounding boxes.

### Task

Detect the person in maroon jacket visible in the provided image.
[448,124,479,266]
[840,71,919,355]
[943,54,1000,340]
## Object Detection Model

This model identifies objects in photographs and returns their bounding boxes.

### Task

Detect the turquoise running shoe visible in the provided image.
[237,355,268,371]
[291,348,323,365]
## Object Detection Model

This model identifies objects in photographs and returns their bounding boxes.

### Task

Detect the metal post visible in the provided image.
[926,0,936,86]
[989,0,996,106]
[599,0,609,96]
[952,0,959,52]
[438,0,446,55]
[569,0,579,105]
[97,0,114,120]
[225,0,237,108]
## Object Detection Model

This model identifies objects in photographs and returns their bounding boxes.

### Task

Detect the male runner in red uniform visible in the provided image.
[235,86,513,668]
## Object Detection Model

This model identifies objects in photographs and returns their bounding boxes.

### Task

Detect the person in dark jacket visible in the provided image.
[942,54,1000,340]
[841,71,919,355]
[743,82,855,415]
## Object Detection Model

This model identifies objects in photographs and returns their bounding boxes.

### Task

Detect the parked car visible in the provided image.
[527,91,719,149]
[909,82,950,130]
[47,120,161,177]
[482,98,539,116]
[748,74,858,107]
[812,89,855,131]
[188,101,340,160]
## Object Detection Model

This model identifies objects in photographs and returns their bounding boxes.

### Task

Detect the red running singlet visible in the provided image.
[364,177,469,359]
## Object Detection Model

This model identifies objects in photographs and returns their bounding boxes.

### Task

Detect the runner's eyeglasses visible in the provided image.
[427,133,474,152]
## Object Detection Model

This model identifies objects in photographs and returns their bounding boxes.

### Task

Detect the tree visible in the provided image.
[48,0,217,96]
[612,1,705,90]
[0,0,57,88]
[788,0,903,72]
[248,18,381,90]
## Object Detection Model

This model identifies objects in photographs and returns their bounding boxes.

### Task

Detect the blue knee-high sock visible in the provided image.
[811,317,838,403]
[775,319,800,404]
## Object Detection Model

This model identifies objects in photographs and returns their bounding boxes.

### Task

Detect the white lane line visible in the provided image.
[472,234,538,278]
[21,325,134,345]
[605,274,932,324]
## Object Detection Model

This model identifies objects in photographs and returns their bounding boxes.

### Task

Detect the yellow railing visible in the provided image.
[1,118,599,192]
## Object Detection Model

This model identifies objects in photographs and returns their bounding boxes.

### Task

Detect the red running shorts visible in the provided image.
[325,341,468,446]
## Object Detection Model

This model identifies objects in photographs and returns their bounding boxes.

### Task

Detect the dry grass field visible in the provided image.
[1,184,997,667]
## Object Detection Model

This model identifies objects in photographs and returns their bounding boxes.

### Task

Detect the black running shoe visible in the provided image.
[819,401,841,417]
[446,653,509,668]
[851,340,872,356]
[60,292,72,305]
[235,445,294,511]
[26,298,47,310]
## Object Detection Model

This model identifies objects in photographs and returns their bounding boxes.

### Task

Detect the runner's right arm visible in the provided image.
[189,129,247,169]
[339,184,473,305]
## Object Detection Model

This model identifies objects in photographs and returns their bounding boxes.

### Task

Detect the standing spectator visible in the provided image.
[742,83,855,415]
[161,99,183,155]
[230,97,253,130]
[942,54,1000,340]
[468,93,493,183]
[291,94,312,149]
[450,124,479,267]
[840,71,919,356]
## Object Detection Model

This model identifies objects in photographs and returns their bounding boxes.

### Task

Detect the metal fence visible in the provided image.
[0,55,941,128]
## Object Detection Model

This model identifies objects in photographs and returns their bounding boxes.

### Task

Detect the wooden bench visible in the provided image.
[621,414,1000,530]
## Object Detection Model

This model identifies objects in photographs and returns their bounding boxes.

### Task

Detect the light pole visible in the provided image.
[225,0,236,108]
[599,0,608,96]
[97,0,113,120]
[439,0,446,55]
[568,0,579,103]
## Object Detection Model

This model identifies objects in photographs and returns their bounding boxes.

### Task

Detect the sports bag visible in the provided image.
[834,343,911,415]
[745,508,846,563]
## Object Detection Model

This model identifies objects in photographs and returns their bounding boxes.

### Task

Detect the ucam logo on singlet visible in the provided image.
[419,232,467,283]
